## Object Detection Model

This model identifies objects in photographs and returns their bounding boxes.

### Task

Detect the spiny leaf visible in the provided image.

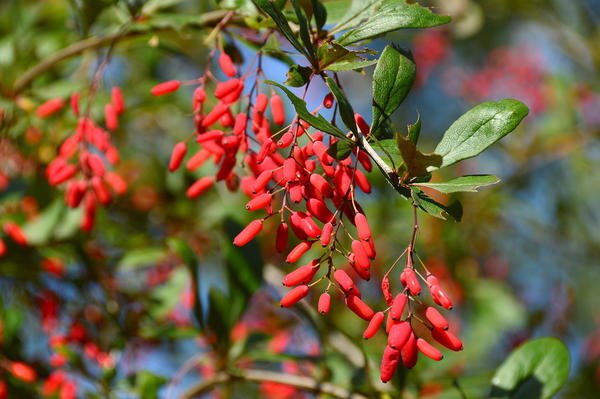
[411,187,462,222]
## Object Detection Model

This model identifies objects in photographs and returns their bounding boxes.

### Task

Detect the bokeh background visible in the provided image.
[0,0,599,397]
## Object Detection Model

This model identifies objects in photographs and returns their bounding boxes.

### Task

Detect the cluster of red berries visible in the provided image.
[41,88,128,232]
[153,47,463,382]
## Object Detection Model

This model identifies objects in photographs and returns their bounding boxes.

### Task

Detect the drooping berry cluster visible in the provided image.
[154,46,462,382]
[42,88,127,232]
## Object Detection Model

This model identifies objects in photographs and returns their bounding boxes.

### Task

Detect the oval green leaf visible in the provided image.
[490,337,570,399]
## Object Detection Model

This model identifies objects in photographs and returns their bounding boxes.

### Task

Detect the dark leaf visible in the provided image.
[285,64,313,87]
[396,134,442,178]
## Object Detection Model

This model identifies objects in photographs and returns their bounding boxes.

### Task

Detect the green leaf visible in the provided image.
[285,64,313,87]
[490,337,570,399]
[407,113,421,145]
[168,237,204,329]
[252,0,312,60]
[411,187,462,222]
[324,76,357,134]
[327,58,377,72]
[317,42,376,72]
[413,175,500,193]
[266,80,349,140]
[136,371,168,399]
[118,248,166,271]
[20,199,65,245]
[433,99,529,169]
[396,134,441,178]
[371,138,403,169]
[327,140,354,160]
[371,45,416,136]
[337,0,451,46]
[323,0,354,26]
[312,0,327,30]
[331,0,380,33]
[290,0,316,61]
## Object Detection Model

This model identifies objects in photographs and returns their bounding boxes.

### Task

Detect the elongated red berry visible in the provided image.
[270,94,285,125]
[431,328,463,351]
[91,177,111,205]
[381,276,393,305]
[105,104,118,131]
[403,268,421,296]
[87,153,106,177]
[218,53,237,77]
[0,238,6,257]
[390,294,407,321]
[354,212,371,241]
[351,239,370,270]
[105,172,127,194]
[363,311,385,339]
[425,306,449,330]
[233,219,264,247]
[112,87,125,114]
[4,222,27,246]
[323,92,334,109]
[318,292,331,315]
[286,241,312,263]
[307,199,334,224]
[380,345,400,383]
[8,361,37,382]
[388,321,411,350]
[345,294,374,320]
[186,149,210,171]
[169,142,187,172]
[354,113,370,135]
[233,113,248,135]
[431,285,453,310]
[246,193,272,211]
[333,269,355,294]
[276,222,289,253]
[401,333,418,368]
[309,173,333,197]
[151,80,181,96]
[320,222,333,247]
[280,285,309,307]
[282,261,319,287]
[186,177,214,198]
[202,102,230,127]
[417,337,443,361]
[36,98,65,118]
[254,93,268,114]
[283,158,297,183]
[362,237,376,259]
[70,92,80,117]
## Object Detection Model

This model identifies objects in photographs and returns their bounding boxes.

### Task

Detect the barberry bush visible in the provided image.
[2,0,598,397]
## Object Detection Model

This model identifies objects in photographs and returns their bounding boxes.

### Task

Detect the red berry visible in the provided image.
[380,345,400,383]
[363,311,384,339]
[333,269,356,294]
[401,333,418,368]
[218,53,237,77]
[354,212,371,241]
[354,113,370,135]
[390,294,407,321]
[280,285,309,307]
[276,222,289,253]
[318,292,331,315]
[151,80,181,96]
[388,321,411,350]
[286,241,312,263]
[3,222,27,246]
[233,219,264,247]
[270,94,285,125]
[417,337,443,361]
[169,142,188,172]
[186,176,214,198]
[431,328,463,351]
[36,98,65,118]
[112,87,125,114]
[425,306,449,330]
[282,261,319,286]
[345,294,374,320]
[246,193,272,211]
[323,92,334,109]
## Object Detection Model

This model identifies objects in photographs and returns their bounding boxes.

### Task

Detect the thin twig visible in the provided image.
[180,369,369,399]
[10,10,230,95]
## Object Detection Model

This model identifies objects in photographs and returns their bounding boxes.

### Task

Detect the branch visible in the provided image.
[355,133,411,198]
[180,369,369,399]
[11,10,230,96]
